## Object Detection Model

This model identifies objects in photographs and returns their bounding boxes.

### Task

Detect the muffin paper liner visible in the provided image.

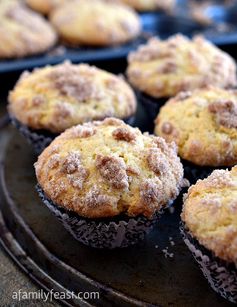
[136,91,168,121]
[36,185,160,249]
[11,115,135,155]
[180,222,237,303]
[11,117,55,155]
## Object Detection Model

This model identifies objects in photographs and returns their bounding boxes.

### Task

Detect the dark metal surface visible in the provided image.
[0,101,233,307]
[2,4,237,74]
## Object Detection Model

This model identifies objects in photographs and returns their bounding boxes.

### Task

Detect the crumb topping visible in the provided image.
[62,151,82,174]
[32,95,46,107]
[49,61,105,102]
[112,127,136,142]
[96,154,129,189]
[69,124,96,138]
[67,167,89,189]
[202,169,235,188]
[208,100,237,129]
[83,187,116,208]
[161,122,174,135]
[147,148,169,175]
[48,153,61,169]
[140,179,163,209]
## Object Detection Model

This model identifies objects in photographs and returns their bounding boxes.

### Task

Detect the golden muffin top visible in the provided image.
[119,0,174,11]
[49,0,141,46]
[155,86,237,166]
[0,0,57,58]
[35,118,185,219]
[182,166,237,266]
[25,0,66,15]
[8,61,137,133]
[127,35,237,98]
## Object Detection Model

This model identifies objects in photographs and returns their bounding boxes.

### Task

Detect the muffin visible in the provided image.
[181,167,237,303]
[8,61,137,154]
[119,0,175,12]
[0,0,57,59]
[127,35,237,120]
[35,118,186,248]
[154,86,237,182]
[25,0,66,15]
[49,0,141,47]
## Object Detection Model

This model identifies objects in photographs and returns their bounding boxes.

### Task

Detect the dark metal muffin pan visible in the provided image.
[0,101,233,307]
[2,1,237,74]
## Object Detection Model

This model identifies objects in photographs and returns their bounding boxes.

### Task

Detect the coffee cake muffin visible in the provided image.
[181,167,237,303]
[0,0,57,58]
[25,0,66,15]
[155,86,237,166]
[127,35,237,119]
[50,0,141,46]
[119,0,175,12]
[35,118,186,248]
[8,61,137,154]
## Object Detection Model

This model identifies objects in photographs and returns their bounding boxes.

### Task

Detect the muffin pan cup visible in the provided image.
[180,222,237,303]
[36,185,160,249]
[136,91,168,121]
[10,115,135,155]
[182,160,216,185]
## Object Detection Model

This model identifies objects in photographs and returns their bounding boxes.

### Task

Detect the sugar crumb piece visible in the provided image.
[208,100,237,129]
[83,187,116,208]
[147,148,169,175]
[62,151,81,174]
[112,127,136,142]
[96,155,128,190]
[69,125,96,138]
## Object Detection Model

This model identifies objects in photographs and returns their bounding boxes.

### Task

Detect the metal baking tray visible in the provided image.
[1,1,237,74]
[0,101,232,307]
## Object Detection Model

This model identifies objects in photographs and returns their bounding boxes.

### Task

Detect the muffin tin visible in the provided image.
[0,101,233,306]
[1,2,237,74]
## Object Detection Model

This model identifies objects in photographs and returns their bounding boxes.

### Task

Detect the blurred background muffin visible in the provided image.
[8,61,137,153]
[154,86,237,182]
[50,0,141,47]
[119,0,175,12]
[0,0,57,59]
[181,167,237,303]
[25,0,67,15]
[127,34,237,119]
[35,117,186,248]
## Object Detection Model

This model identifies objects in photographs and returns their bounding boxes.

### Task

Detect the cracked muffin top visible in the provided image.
[0,0,57,58]
[181,167,237,265]
[155,86,237,166]
[127,35,237,99]
[35,118,185,218]
[119,0,175,11]
[49,0,141,46]
[8,61,137,134]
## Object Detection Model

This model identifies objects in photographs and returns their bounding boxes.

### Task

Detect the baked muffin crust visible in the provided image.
[119,0,174,11]
[127,35,237,98]
[35,118,185,218]
[50,0,141,46]
[155,86,237,166]
[181,167,237,265]
[25,0,66,15]
[0,0,57,58]
[8,61,137,133]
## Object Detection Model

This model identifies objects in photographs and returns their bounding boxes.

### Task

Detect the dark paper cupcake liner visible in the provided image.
[180,222,237,303]
[36,184,160,249]
[136,91,168,121]
[10,115,135,155]
[10,117,56,155]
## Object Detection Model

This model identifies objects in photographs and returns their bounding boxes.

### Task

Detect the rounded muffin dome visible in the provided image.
[8,61,137,133]
[50,0,141,46]
[181,166,237,265]
[0,0,57,58]
[155,86,237,166]
[25,0,66,15]
[119,0,174,11]
[127,35,237,98]
[35,118,185,218]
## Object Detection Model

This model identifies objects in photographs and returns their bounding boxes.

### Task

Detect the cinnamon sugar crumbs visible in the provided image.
[102,117,124,126]
[112,127,136,142]
[161,122,174,135]
[67,166,89,189]
[147,148,169,175]
[96,155,128,189]
[32,95,46,106]
[140,179,162,208]
[126,166,140,176]
[208,100,237,129]
[62,151,81,174]
[49,61,105,102]
[83,187,116,208]
[204,170,235,188]
[48,153,61,169]
[69,125,96,138]
[175,91,192,101]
